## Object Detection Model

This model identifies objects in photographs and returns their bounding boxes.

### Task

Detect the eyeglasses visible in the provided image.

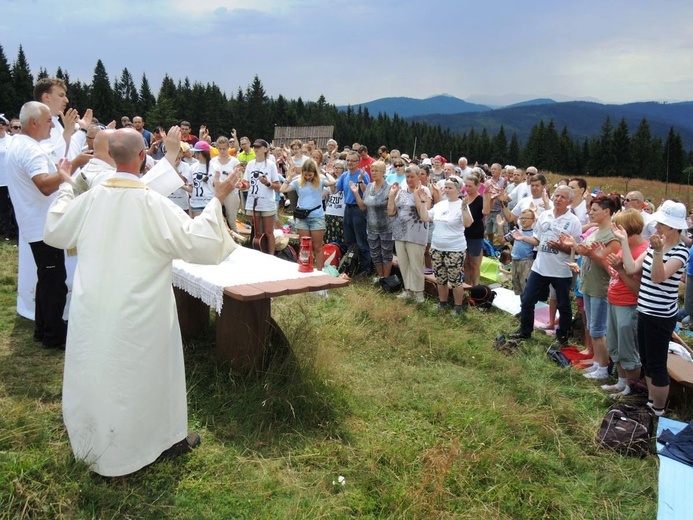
[519,217,534,221]
[346,159,358,163]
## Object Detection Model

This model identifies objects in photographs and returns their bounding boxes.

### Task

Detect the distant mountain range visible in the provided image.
[338,95,693,148]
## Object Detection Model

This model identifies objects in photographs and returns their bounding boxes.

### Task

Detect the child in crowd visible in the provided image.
[497,250,512,287]
[509,209,536,295]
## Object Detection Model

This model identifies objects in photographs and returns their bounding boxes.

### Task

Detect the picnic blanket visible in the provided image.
[657,418,693,519]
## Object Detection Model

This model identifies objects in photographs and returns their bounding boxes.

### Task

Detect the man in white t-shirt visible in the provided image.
[507,186,582,345]
[34,77,92,162]
[500,174,552,224]
[6,101,73,349]
[568,177,590,227]
[457,156,473,179]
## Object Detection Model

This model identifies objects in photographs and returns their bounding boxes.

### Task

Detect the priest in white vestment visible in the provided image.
[44,127,241,477]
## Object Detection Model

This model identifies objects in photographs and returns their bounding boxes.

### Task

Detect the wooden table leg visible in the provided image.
[216,295,271,373]
[174,287,210,339]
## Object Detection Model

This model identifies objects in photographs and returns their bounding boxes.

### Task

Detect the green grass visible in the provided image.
[0,237,683,519]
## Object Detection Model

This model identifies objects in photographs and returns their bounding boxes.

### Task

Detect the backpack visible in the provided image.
[323,243,342,267]
[467,285,496,310]
[338,244,361,277]
[596,404,654,458]
[275,244,298,263]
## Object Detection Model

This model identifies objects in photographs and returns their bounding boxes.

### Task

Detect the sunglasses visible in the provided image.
[394,164,405,167]
[11,125,21,130]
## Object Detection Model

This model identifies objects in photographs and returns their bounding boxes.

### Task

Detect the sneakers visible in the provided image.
[413,292,425,303]
[157,432,201,461]
[451,305,463,316]
[396,289,412,300]
[508,331,531,340]
[583,367,608,380]
[436,302,449,310]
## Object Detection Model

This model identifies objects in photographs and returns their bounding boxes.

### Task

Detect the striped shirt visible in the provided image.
[637,243,689,317]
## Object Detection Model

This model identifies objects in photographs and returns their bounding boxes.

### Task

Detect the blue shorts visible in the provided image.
[296,214,326,231]
[583,293,608,339]
[466,238,483,257]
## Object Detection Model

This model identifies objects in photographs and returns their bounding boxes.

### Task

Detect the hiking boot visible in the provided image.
[555,335,569,347]
[508,331,531,340]
[157,433,201,461]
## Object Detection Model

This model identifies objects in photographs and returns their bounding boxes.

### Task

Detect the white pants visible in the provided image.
[223,190,241,231]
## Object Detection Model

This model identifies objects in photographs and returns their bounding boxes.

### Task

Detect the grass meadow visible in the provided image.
[2,175,692,519]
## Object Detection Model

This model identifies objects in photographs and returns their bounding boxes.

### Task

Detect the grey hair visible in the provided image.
[333,160,347,171]
[19,101,50,127]
[553,185,574,201]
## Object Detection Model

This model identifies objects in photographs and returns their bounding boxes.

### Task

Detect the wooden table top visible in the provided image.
[223,273,350,301]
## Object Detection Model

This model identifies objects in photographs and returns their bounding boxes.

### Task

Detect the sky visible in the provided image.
[2,0,692,108]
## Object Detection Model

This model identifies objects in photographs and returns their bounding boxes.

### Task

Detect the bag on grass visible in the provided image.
[379,274,403,293]
[338,244,361,277]
[467,285,496,310]
[596,404,654,458]
[546,348,571,367]
[493,334,522,355]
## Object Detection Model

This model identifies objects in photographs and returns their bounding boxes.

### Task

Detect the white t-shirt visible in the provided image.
[210,156,240,178]
[572,199,589,225]
[325,190,345,217]
[512,196,551,218]
[511,182,531,205]
[244,159,279,212]
[189,162,215,211]
[6,134,58,242]
[531,209,582,278]
[168,161,191,211]
[0,133,13,186]
[428,199,469,252]
[41,116,86,162]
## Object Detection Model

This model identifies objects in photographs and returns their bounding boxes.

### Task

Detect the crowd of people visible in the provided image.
[2,76,692,478]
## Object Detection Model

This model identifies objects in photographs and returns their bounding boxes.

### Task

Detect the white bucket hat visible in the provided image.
[651,200,688,230]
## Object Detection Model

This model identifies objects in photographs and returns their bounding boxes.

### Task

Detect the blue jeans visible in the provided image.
[519,271,572,340]
[343,205,371,273]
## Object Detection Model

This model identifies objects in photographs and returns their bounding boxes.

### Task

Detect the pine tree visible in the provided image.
[611,118,631,177]
[90,59,114,122]
[12,45,33,106]
[138,73,156,116]
[491,125,507,164]
[664,127,686,185]
[114,68,139,119]
[544,120,560,172]
[631,118,655,179]
[507,132,520,165]
[0,44,17,116]
[246,75,271,140]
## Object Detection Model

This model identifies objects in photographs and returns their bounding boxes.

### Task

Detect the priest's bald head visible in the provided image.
[108,128,148,174]
[94,128,115,165]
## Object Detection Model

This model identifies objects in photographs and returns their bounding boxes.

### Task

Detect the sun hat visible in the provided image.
[400,154,411,163]
[651,200,688,230]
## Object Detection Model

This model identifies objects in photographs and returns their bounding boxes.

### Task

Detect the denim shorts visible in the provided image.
[296,214,326,231]
[583,293,608,338]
